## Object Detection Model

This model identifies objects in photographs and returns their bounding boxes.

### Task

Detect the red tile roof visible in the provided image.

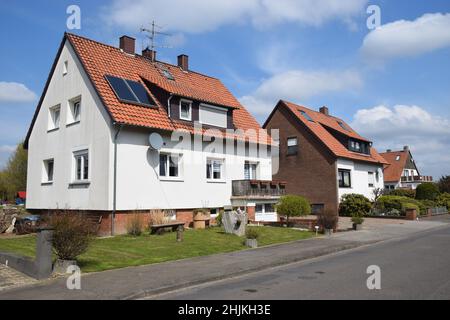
[25,33,267,147]
[268,100,388,165]
[379,150,409,182]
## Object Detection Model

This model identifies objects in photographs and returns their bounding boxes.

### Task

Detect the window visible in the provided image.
[311,204,325,215]
[179,100,192,121]
[68,97,81,124]
[338,121,350,131]
[404,170,409,177]
[256,203,276,214]
[396,155,401,161]
[105,75,155,107]
[63,60,68,75]
[159,153,180,178]
[338,169,351,188]
[348,140,370,154]
[287,137,298,156]
[206,159,224,181]
[199,104,227,128]
[49,105,61,130]
[43,159,54,183]
[74,150,89,181]
[299,110,314,122]
[368,172,375,187]
[244,161,258,180]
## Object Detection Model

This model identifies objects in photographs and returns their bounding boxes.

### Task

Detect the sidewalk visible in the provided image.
[0,218,447,300]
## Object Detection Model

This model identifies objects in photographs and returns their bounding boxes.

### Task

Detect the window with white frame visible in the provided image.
[206,158,224,180]
[179,99,192,121]
[63,60,68,75]
[368,172,375,187]
[287,137,298,155]
[244,161,258,180]
[256,203,276,214]
[49,105,61,130]
[43,159,54,183]
[199,104,227,128]
[159,153,180,178]
[68,97,81,124]
[73,150,89,181]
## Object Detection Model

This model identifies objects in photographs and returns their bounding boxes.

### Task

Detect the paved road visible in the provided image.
[151,224,450,300]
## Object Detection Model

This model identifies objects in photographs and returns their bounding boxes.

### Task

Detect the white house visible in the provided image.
[24,33,282,235]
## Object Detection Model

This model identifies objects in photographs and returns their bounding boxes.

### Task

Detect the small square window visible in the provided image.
[338,169,351,188]
[206,159,224,181]
[63,60,68,75]
[179,100,192,121]
[159,153,180,178]
[49,105,61,130]
[68,97,81,124]
[368,172,375,187]
[287,137,298,156]
[43,159,54,183]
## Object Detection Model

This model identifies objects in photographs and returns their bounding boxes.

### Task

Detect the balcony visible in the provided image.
[401,175,433,183]
[232,180,287,198]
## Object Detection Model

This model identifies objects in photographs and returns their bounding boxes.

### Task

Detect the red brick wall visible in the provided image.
[247,206,256,222]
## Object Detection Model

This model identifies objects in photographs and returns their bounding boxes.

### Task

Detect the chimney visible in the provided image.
[142,48,156,61]
[119,35,135,54]
[319,106,329,115]
[386,149,392,153]
[403,146,409,152]
[177,54,189,71]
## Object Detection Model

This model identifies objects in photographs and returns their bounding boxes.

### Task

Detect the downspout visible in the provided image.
[112,123,124,236]
[167,94,173,117]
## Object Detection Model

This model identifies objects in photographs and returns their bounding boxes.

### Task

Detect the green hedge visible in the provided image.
[436,193,450,209]
[386,189,416,198]
[376,195,426,216]
[415,182,440,200]
[339,194,372,217]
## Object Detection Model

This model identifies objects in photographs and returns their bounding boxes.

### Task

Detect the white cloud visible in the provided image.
[0,145,15,153]
[240,69,363,116]
[351,105,450,178]
[0,82,37,103]
[361,13,450,63]
[103,0,368,33]
[0,145,15,169]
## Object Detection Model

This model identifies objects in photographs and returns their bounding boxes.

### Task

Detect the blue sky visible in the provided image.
[1,0,450,178]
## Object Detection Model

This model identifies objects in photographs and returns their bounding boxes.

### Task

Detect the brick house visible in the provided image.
[263,100,388,214]
[380,146,433,190]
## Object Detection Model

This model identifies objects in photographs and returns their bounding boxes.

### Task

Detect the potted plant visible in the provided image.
[245,228,260,248]
[317,209,338,236]
[193,209,210,229]
[351,214,364,231]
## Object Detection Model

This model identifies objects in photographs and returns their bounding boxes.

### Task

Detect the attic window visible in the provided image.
[156,63,175,80]
[105,75,155,107]
[396,156,400,161]
[299,110,314,122]
[338,121,351,131]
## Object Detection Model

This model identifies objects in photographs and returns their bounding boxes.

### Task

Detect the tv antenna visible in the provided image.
[140,20,172,52]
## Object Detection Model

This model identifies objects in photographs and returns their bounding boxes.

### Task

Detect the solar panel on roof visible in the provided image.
[299,110,314,122]
[105,75,155,107]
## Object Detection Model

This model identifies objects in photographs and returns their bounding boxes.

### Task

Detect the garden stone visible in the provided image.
[222,210,247,237]
[5,217,16,234]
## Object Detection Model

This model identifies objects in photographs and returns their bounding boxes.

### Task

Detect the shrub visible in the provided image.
[276,195,311,226]
[245,227,260,240]
[215,210,224,227]
[437,176,450,193]
[339,194,372,217]
[351,215,364,225]
[415,183,440,201]
[49,213,93,261]
[387,188,416,198]
[148,209,169,226]
[419,199,437,209]
[376,195,426,216]
[127,213,144,236]
[436,193,450,209]
[317,209,338,230]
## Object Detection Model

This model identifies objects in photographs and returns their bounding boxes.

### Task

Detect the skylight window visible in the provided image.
[396,156,401,161]
[105,75,155,107]
[338,121,351,131]
[156,63,175,80]
[299,110,314,122]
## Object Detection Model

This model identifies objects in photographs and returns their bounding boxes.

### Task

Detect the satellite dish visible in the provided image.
[149,132,164,150]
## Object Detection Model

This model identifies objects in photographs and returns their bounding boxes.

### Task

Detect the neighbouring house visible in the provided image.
[380,146,433,190]
[24,33,283,235]
[263,100,388,214]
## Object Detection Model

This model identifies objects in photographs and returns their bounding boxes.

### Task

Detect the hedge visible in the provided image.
[376,195,426,216]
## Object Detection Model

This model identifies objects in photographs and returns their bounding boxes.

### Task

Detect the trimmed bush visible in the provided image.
[245,227,260,240]
[339,194,372,217]
[49,213,93,261]
[387,188,416,198]
[415,182,440,201]
[317,209,338,230]
[351,215,364,225]
[276,195,311,226]
[436,193,450,209]
[376,195,425,216]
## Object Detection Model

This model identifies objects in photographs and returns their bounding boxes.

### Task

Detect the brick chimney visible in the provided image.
[119,35,135,54]
[319,106,329,115]
[177,54,189,71]
[403,146,409,152]
[386,149,392,153]
[142,48,156,61]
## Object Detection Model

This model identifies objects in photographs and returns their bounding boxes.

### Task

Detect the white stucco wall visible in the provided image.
[26,40,114,210]
[115,128,273,210]
[337,158,384,202]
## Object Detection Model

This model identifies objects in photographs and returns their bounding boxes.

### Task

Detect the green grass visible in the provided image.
[0,227,314,273]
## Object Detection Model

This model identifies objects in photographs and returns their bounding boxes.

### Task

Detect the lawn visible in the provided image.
[0,227,314,273]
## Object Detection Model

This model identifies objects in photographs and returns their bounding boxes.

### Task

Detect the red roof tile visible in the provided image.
[379,150,409,182]
[273,101,388,165]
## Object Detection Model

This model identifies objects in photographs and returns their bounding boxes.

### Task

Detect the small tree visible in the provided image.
[276,195,311,227]
[49,213,93,261]
[415,182,440,201]
[339,194,372,217]
[437,176,450,194]
[3,142,27,200]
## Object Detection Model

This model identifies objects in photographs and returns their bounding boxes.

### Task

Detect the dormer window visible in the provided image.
[348,139,370,155]
[179,99,192,121]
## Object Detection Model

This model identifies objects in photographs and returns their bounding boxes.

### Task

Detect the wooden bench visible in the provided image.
[150,221,185,242]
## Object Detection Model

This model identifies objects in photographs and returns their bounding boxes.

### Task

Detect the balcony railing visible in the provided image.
[232,180,287,198]
[401,175,433,183]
